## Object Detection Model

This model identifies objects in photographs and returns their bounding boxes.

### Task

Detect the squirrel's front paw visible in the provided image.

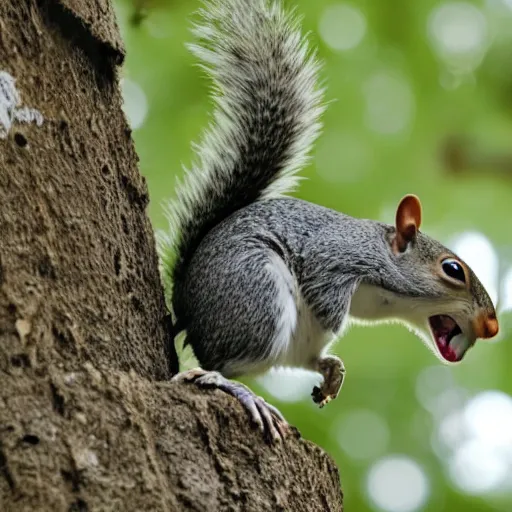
[311,355,346,408]
[311,386,337,408]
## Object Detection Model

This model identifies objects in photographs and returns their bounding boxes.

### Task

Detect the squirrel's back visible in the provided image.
[158,0,325,319]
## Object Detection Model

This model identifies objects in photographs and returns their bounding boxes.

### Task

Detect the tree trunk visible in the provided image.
[0,1,344,511]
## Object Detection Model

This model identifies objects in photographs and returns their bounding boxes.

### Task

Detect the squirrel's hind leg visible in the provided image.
[310,355,346,408]
[172,368,289,442]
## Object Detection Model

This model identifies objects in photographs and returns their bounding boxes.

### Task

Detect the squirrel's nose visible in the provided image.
[473,313,499,339]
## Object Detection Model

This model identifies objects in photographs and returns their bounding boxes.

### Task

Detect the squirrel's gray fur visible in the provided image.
[159,0,323,305]
[159,0,497,385]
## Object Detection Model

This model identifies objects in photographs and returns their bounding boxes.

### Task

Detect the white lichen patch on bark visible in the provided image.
[0,71,44,139]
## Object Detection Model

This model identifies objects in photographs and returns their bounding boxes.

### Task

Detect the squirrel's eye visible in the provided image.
[441,258,466,283]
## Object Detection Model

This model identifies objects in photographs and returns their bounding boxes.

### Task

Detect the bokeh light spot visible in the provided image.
[432,391,512,494]
[318,4,367,52]
[363,71,414,135]
[437,410,466,452]
[256,368,319,403]
[450,232,499,306]
[415,365,455,413]
[464,391,512,449]
[121,78,148,130]
[428,2,488,72]
[334,409,389,461]
[367,455,430,512]
[500,267,512,313]
[449,439,509,494]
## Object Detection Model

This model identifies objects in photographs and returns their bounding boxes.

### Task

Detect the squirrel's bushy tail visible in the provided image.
[158,0,324,306]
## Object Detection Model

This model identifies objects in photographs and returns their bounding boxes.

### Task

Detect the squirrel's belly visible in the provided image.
[266,253,336,368]
[283,294,337,368]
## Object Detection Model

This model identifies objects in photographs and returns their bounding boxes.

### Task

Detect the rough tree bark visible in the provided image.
[0,1,344,511]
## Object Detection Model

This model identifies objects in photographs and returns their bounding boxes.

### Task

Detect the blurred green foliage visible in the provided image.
[115,0,512,510]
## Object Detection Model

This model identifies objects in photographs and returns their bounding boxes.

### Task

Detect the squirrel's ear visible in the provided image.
[393,194,422,253]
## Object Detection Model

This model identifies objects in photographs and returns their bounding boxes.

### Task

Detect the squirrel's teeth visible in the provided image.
[448,333,468,359]
[447,324,462,344]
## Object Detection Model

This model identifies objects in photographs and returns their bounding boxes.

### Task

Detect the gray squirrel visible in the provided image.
[158,0,499,441]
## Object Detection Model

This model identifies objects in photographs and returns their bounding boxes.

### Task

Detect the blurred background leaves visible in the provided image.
[115,0,512,510]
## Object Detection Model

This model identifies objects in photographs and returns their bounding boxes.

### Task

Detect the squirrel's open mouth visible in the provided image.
[428,315,467,363]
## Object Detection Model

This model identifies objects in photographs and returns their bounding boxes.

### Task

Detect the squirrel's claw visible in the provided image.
[311,355,346,408]
[172,368,289,443]
[311,386,336,408]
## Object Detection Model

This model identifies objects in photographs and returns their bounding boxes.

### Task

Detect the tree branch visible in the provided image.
[0,0,343,510]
